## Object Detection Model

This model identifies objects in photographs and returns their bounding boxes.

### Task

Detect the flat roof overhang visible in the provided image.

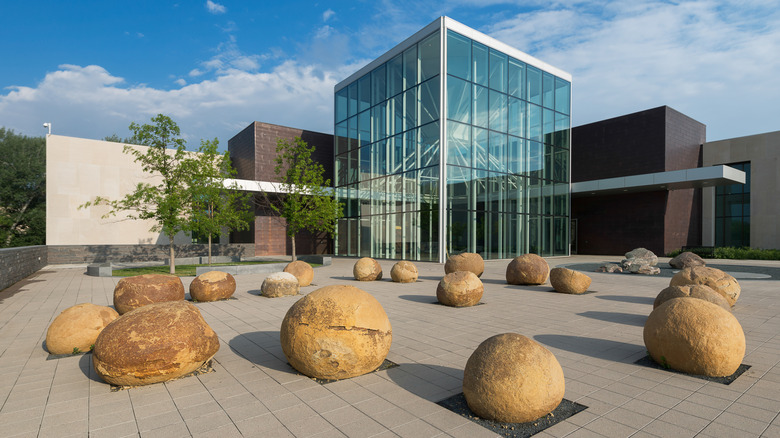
[571,165,746,197]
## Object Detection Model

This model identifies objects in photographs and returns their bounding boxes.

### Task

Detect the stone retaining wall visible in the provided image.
[47,244,255,265]
[0,246,48,292]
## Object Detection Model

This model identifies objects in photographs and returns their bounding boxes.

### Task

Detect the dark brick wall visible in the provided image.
[228,123,256,180]
[47,244,255,265]
[664,107,705,171]
[0,246,48,292]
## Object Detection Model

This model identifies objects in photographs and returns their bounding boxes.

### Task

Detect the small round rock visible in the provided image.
[670,266,740,306]
[669,251,706,269]
[390,261,418,283]
[437,271,483,307]
[46,303,119,355]
[549,267,592,294]
[190,271,236,302]
[284,260,314,287]
[261,272,300,298]
[654,284,730,311]
[444,252,484,277]
[113,274,185,315]
[506,254,549,285]
[463,333,565,423]
[353,257,382,281]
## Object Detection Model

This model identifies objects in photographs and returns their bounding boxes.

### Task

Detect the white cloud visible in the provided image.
[206,0,226,14]
[174,78,187,86]
[323,9,335,22]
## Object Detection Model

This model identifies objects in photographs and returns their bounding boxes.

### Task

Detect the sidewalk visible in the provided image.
[0,255,778,437]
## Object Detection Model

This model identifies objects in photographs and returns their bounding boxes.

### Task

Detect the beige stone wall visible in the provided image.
[46,135,194,245]
[702,130,780,249]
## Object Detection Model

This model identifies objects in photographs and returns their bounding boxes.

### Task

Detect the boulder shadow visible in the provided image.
[596,295,655,305]
[577,311,647,327]
[418,275,444,281]
[534,334,645,362]
[329,276,358,281]
[79,352,105,383]
[398,294,438,304]
[228,331,293,373]
[385,362,463,401]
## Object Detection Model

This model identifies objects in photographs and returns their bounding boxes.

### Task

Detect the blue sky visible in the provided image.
[1,1,778,149]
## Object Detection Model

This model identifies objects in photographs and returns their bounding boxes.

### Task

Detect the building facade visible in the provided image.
[333,17,572,262]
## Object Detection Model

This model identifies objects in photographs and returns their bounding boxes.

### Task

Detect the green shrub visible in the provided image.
[667,247,780,260]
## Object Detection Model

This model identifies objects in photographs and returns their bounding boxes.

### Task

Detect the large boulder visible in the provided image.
[113,274,185,315]
[437,271,483,307]
[444,253,484,278]
[549,268,591,294]
[93,301,220,386]
[463,333,565,423]
[261,272,300,298]
[653,285,730,311]
[596,263,622,273]
[643,298,745,377]
[353,257,382,281]
[669,266,740,306]
[284,260,314,287]
[189,271,236,302]
[669,252,706,269]
[628,264,660,275]
[622,248,658,267]
[46,303,119,355]
[280,285,392,380]
[506,254,549,285]
[390,261,418,283]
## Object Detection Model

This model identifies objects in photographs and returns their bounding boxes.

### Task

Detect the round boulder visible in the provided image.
[669,251,706,269]
[93,301,220,386]
[506,254,549,285]
[644,298,745,377]
[353,257,382,281]
[280,285,392,380]
[549,267,592,294]
[113,274,185,315]
[390,261,418,283]
[46,303,119,355]
[463,333,565,423]
[261,272,300,298]
[437,271,483,307]
[653,285,730,311]
[189,271,236,302]
[444,253,484,277]
[669,266,740,306]
[284,260,314,287]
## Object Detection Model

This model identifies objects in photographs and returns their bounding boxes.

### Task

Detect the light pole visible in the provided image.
[43,122,51,135]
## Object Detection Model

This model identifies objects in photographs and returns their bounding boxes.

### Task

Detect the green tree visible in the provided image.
[186,138,253,265]
[103,133,144,145]
[80,115,192,274]
[266,137,342,261]
[0,128,46,248]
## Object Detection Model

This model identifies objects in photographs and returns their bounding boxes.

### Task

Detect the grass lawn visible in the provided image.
[112,261,293,277]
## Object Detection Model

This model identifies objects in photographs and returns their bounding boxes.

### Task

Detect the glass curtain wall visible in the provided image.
[715,162,750,247]
[334,31,441,261]
[445,30,571,258]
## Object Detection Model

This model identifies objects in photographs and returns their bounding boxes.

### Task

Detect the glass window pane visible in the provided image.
[348,148,358,184]
[473,84,488,128]
[358,110,370,146]
[475,169,488,211]
[419,121,440,168]
[336,120,348,155]
[336,153,348,187]
[543,108,555,145]
[508,135,525,175]
[555,112,570,148]
[554,147,569,182]
[473,41,488,87]
[404,129,417,171]
[388,54,403,98]
[489,131,507,173]
[508,97,526,138]
[358,76,370,112]
[473,127,488,170]
[528,141,543,179]
[543,72,554,108]
[390,135,403,175]
[447,121,471,167]
[419,31,440,82]
[447,75,471,124]
[528,103,542,142]
[508,58,525,98]
[348,82,358,116]
[489,49,507,92]
[489,90,507,133]
[392,94,403,136]
[420,166,439,209]
[371,103,386,143]
[403,45,418,90]
[447,30,471,81]
[447,165,471,211]
[555,78,570,115]
[554,216,568,256]
[348,115,358,151]
[371,65,387,106]
[336,88,348,122]
[447,209,471,254]
[359,145,370,180]
[419,77,440,125]
[527,66,542,105]
[544,143,554,180]
[404,88,417,132]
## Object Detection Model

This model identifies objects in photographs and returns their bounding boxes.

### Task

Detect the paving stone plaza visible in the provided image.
[1,255,779,437]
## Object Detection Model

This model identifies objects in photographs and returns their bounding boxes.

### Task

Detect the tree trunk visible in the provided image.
[291,235,297,262]
[169,235,176,275]
[208,234,212,266]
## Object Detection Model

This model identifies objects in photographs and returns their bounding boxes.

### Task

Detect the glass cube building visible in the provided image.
[334,17,571,262]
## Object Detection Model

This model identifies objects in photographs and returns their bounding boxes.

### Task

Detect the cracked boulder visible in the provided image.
[284,260,314,286]
[506,254,549,285]
[669,266,740,307]
[353,257,383,281]
[654,284,730,311]
[280,285,392,380]
[113,274,185,314]
[390,261,418,283]
[46,303,118,355]
[189,271,236,302]
[444,252,484,278]
[437,271,483,307]
[261,272,299,298]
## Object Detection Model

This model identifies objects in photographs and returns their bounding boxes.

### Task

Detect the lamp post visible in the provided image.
[43,122,51,135]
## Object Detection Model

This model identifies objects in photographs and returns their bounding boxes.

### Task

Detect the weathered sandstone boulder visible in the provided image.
[549,268,592,294]
[628,264,660,275]
[463,333,565,423]
[669,251,706,269]
[596,263,623,273]
[93,301,220,386]
[353,257,382,281]
[261,272,300,298]
[444,253,484,278]
[280,285,392,380]
[670,266,740,306]
[189,271,236,302]
[437,271,483,307]
[622,248,658,267]
[113,274,185,314]
[506,254,549,285]
[390,261,418,283]
[653,285,730,311]
[284,260,314,287]
[46,303,119,355]
[644,298,745,377]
